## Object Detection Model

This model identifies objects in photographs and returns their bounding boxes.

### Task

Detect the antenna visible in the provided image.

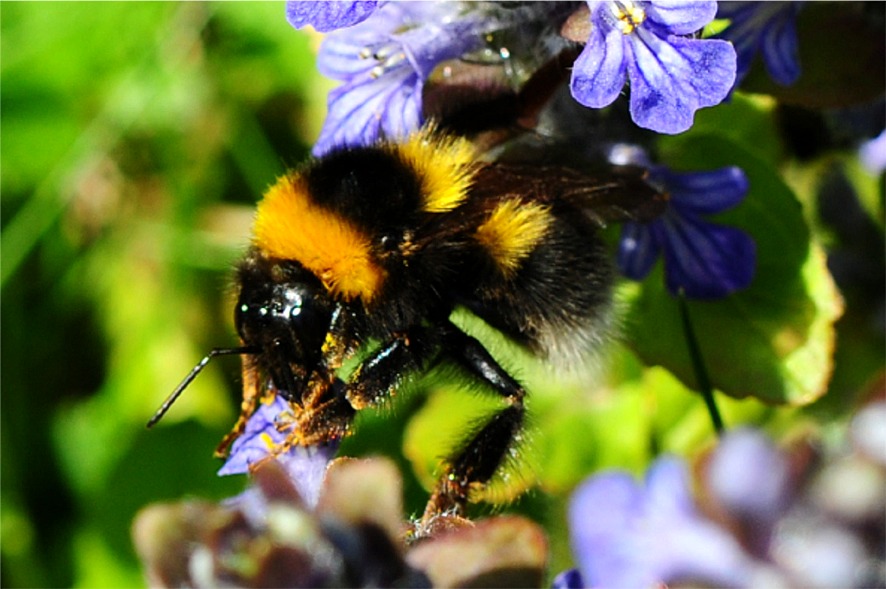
[146,346,259,428]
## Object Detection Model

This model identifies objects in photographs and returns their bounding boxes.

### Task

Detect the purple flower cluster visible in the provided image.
[288,1,491,155]
[287,1,757,299]
[287,1,739,150]
[557,407,886,588]
[559,456,754,588]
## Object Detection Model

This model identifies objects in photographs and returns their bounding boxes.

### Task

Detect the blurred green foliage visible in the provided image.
[1,3,326,586]
[1,3,883,588]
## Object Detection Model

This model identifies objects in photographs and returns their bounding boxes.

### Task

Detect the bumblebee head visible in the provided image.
[146,252,336,428]
[235,253,335,401]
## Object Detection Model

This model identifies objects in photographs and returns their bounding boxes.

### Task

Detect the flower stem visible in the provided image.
[677,292,724,436]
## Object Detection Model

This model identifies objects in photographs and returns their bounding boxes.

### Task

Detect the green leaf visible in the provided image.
[624,135,844,405]
[689,93,783,164]
[530,376,651,493]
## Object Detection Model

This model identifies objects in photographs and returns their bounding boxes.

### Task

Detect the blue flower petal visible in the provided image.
[674,37,738,107]
[759,9,801,85]
[551,568,585,589]
[716,2,756,22]
[707,429,791,554]
[651,512,754,588]
[716,3,766,81]
[380,75,423,136]
[659,210,757,298]
[313,67,419,155]
[223,441,338,516]
[860,129,886,175]
[645,0,718,36]
[569,457,754,588]
[644,456,696,516]
[616,154,755,299]
[286,1,379,33]
[278,443,338,507]
[658,166,750,214]
[218,396,290,476]
[716,2,803,87]
[311,1,486,154]
[316,31,382,79]
[217,395,338,507]
[570,471,651,587]
[396,12,493,79]
[627,32,736,134]
[618,220,662,280]
[570,23,627,109]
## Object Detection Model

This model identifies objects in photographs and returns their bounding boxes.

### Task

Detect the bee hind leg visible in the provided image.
[420,322,527,525]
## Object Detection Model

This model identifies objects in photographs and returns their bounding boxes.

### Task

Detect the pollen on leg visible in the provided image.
[216,355,264,458]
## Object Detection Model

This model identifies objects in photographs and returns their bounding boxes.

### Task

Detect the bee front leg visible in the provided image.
[215,353,264,458]
[344,327,441,410]
[291,327,441,447]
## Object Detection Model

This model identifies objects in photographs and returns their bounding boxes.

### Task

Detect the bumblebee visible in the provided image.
[150,126,663,520]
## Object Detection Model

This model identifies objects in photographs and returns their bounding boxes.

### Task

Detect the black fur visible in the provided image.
[228,142,663,518]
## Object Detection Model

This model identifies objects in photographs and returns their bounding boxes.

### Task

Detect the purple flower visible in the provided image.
[286,1,380,33]
[218,395,338,508]
[568,457,754,588]
[859,129,886,176]
[559,427,886,589]
[716,2,803,87]
[309,2,488,155]
[551,567,585,589]
[706,429,792,556]
[850,400,886,467]
[570,1,736,134]
[614,150,755,299]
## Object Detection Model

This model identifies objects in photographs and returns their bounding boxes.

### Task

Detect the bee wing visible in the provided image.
[470,163,667,226]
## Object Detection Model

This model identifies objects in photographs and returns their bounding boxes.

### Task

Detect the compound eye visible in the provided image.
[269,288,304,319]
[234,256,338,370]
[281,283,331,341]
[234,299,262,342]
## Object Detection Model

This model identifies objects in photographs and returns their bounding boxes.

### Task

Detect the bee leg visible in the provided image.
[215,353,264,457]
[284,328,440,450]
[343,327,440,410]
[421,323,526,523]
[294,378,356,445]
